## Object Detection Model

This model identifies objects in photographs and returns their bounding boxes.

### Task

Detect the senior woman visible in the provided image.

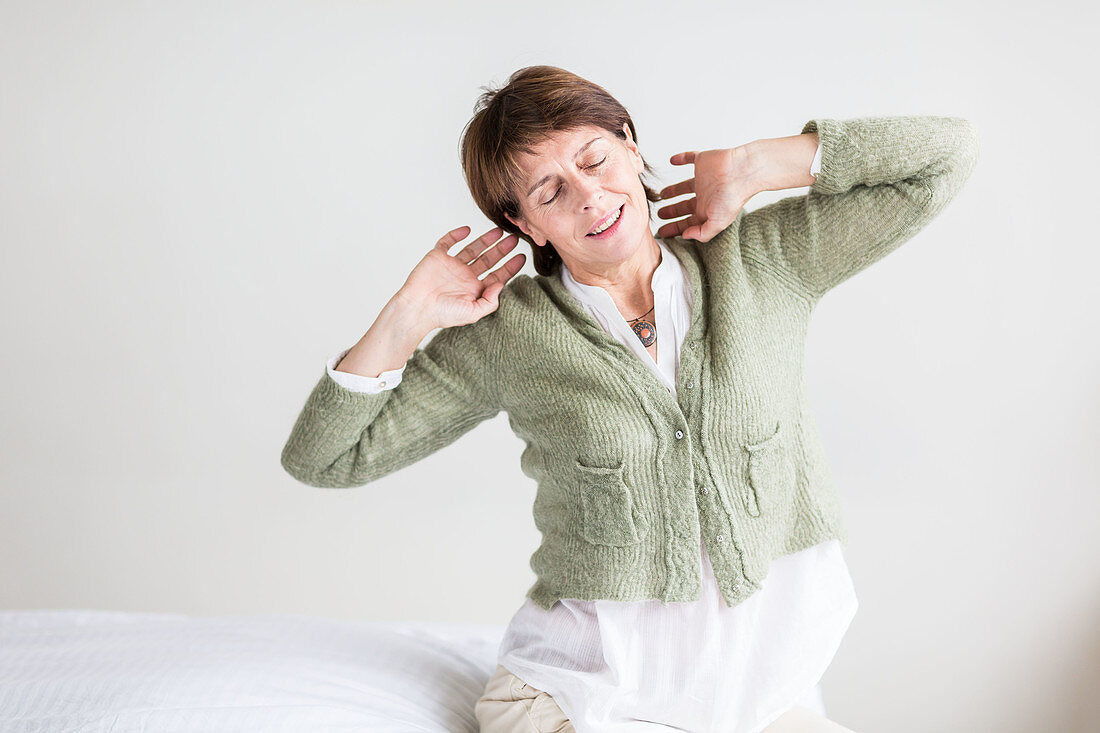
[281,65,979,733]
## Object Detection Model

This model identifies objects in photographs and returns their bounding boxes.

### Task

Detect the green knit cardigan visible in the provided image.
[282,115,980,611]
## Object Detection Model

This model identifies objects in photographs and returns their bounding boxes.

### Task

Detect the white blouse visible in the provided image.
[328,142,859,733]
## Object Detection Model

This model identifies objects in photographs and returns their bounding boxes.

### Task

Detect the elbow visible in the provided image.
[281,445,338,489]
[280,461,352,489]
[951,117,981,176]
[280,452,322,488]
[919,118,981,210]
[280,446,376,490]
[964,119,981,171]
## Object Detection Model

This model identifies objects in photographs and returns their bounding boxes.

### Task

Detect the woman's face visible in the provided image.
[506,123,654,277]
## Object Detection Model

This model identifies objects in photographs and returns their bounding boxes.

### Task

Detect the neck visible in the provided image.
[564,231,662,317]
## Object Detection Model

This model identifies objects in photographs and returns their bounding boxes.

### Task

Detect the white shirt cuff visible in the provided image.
[810,140,823,178]
[326,347,407,393]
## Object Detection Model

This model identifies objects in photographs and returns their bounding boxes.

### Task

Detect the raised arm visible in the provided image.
[280,225,524,488]
[736,115,981,300]
[280,309,503,488]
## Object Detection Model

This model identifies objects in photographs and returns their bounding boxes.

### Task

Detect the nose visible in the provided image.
[573,174,605,213]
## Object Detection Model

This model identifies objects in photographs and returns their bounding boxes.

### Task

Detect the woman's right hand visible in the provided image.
[395,225,525,331]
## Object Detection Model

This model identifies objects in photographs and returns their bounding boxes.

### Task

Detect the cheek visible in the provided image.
[618,166,641,193]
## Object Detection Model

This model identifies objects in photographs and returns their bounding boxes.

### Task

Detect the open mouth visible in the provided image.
[586,204,625,239]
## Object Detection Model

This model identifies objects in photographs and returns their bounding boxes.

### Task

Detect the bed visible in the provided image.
[0,609,505,732]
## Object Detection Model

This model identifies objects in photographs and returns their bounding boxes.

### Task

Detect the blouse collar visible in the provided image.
[559,238,684,319]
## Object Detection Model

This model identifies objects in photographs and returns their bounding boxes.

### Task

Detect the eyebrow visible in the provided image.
[526,137,603,198]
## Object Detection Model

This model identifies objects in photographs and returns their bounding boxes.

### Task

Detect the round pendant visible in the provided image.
[632,319,656,346]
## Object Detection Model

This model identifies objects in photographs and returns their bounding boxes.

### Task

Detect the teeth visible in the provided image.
[591,206,621,235]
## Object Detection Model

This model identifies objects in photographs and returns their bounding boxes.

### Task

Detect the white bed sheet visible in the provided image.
[0,609,505,732]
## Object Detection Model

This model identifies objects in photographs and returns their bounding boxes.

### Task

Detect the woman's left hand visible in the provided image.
[656,146,758,242]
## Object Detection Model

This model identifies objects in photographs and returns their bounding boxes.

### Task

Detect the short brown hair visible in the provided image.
[459,65,662,277]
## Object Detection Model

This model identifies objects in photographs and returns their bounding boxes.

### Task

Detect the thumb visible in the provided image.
[478,282,503,313]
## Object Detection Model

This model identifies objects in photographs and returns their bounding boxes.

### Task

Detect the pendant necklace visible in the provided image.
[627,304,656,347]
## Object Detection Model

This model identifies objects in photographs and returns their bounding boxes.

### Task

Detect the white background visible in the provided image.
[2,1,1097,730]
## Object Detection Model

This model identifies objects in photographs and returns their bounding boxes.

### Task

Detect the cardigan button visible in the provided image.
[700,486,709,495]
[716,534,725,542]
[675,429,684,440]
[686,381,693,389]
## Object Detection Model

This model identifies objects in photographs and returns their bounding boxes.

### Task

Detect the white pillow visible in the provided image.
[0,609,505,732]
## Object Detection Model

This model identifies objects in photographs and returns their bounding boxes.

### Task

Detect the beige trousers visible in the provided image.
[475,663,859,733]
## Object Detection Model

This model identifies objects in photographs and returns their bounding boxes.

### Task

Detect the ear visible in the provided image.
[621,122,643,174]
[505,212,540,245]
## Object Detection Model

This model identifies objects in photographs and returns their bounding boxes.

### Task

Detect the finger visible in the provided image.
[684,215,722,242]
[656,220,686,239]
[655,215,699,240]
[435,225,473,252]
[658,177,695,201]
[655,223,675,238]
[698,218,725,242]
[481,251,527,290]
[469,233,519,277]
[478,281,504,312]
[669,151,696,166]
[657,198,696,221]
[453,226,504,261]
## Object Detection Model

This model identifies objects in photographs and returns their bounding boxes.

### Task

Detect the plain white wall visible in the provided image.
[2,1,1097,730]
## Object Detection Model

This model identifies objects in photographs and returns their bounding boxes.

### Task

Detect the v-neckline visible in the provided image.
[537,237,707,400]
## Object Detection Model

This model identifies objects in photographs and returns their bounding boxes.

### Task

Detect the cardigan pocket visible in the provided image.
[741,421,795,517]
[574,458,648,546]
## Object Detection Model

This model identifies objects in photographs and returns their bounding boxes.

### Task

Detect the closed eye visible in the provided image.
[541,158,607,206]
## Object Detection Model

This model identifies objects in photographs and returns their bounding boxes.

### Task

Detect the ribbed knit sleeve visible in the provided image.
[280,315,502,488]
[737,115,980,300]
